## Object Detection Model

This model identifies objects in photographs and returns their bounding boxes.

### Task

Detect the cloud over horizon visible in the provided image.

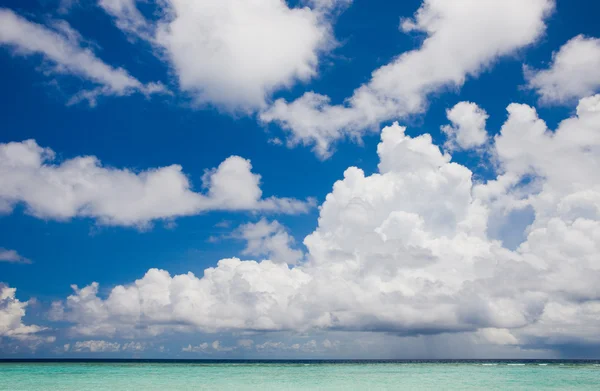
[1,0,600,360]
[47,94,600,354]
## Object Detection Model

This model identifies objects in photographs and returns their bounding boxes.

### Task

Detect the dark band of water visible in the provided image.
[2,359,600,364]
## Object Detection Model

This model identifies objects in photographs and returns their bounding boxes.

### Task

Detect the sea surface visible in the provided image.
[1,360,599,390]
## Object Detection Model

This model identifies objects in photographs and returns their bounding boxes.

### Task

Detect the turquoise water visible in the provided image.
[1,361,599,390]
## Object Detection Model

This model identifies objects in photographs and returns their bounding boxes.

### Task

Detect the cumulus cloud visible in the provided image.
[98,0,348,111]
[52,260,311,336]
[0,140,314,227]
[237,339,254,348]
[236,219,304,265]
[72,340,121,352]
[441,102,489,151]
[63,339,145,353]
[525,35,600,104]
[0,284,46,341]
[255,339,323,353]
[182,342,210,353]
[0,8,167,106]
[261,0,554,157]
[51,94,600,352]
[0,248,32,264]
[182,340,235,353]
[121,341,146,352]
[181,338,337,354]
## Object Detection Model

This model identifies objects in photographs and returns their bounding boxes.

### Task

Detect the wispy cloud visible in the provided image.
[0,248,31,264]
[0,8,168,106]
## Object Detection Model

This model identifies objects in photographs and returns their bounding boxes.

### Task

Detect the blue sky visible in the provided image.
[1,0,600,358]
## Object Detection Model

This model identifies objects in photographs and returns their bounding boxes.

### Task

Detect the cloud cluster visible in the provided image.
[50,93,600,352]
[71,340,121,353]
[0,285,45,341]
[526,35,600,105]
[65,339,146,353]
[52,260,311,336]
[2,1,599,357]
[261,0,554,157]
[2,0,352,109]
[181,338,338,354]
[0,140,314,227]
[0,8,167,105]
[182,340,235,353]
[254,339,333,353]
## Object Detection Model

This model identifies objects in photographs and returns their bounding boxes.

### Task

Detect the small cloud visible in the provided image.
[237,339,254,348]
[235,219,304,265]
[73,340,121,353]
[182,342,209,353]
[182,340,236,353]
[0,248,32,264]
[164,220,177,230]
[214,220,232,228]
[206,235,221,243]
[122,342,146,352]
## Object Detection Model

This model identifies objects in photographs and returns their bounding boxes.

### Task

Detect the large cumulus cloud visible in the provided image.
[49,94,600,351]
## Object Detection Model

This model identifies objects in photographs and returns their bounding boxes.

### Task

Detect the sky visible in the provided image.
[1,0,600,359]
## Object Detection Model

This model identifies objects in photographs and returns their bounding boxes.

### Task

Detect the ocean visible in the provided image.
[1,360,599,390]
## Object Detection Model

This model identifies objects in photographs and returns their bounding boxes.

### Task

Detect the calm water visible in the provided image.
[1,360,599,390]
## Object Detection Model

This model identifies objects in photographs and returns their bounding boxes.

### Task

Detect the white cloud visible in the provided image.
[182,340,235,353]
[237,339,254,348]
[475,328,519,346]
[72,340,121,352]
[261,0,554,157]
[51,94,600,352]
[98,0,152,40]
[182,342,209,353]
[98,0,348,111]
[441,102,489,151]
[0,248,31,264]
[525,35,600,105]
[0,284,45,341]
[321,339,339,350]
[252,338,335,353]
[58,0,79,14]
[0,8,167,106]
[66,339,146,353]
[121,341,146,352]
[236,219,304,265]
[0,140,314,228]
[254,341,287,352]
[306,0,352,12]
[54,261,311,336]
